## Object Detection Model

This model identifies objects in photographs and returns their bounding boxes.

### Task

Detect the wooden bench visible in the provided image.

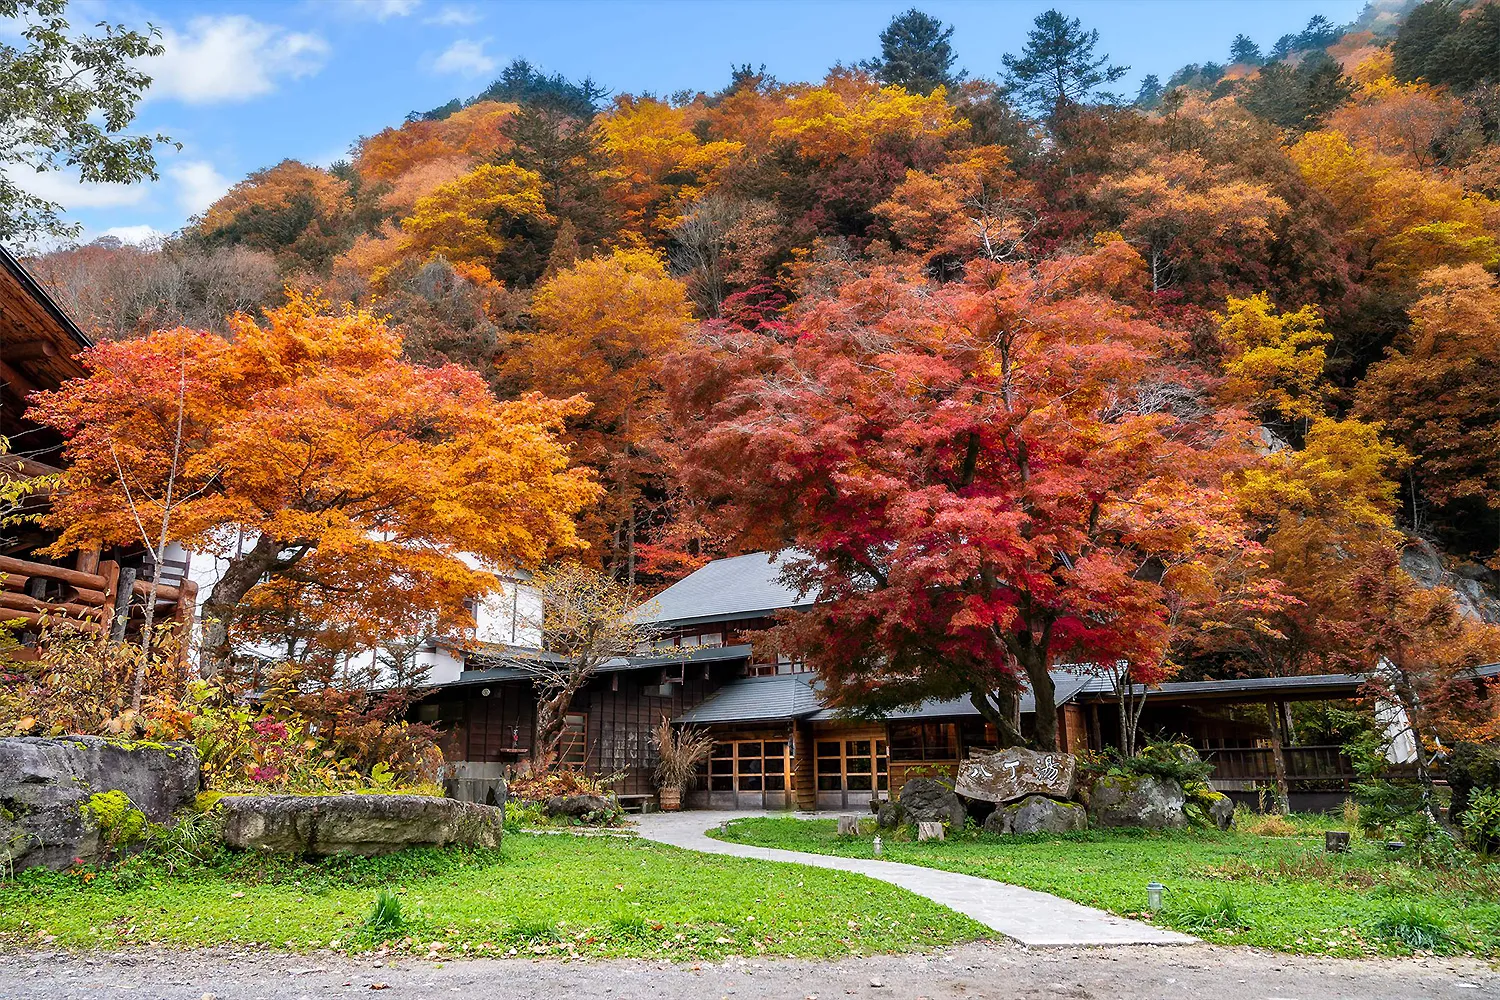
[615,793,657,814]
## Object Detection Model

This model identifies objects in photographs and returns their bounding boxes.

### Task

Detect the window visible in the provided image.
[817,737,888,792]
[889,722,958,762]
[702,740,791,794]
[559,713,587,766]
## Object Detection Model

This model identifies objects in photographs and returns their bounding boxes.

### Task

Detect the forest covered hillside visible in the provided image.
[22,1,1500,695]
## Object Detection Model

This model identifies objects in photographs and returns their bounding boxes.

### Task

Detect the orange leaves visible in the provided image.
[1356,264,1500,514]
[354,100,519,184]
[29,293,598,649]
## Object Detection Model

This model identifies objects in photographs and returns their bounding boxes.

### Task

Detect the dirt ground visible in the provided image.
[0,942,1496,1000]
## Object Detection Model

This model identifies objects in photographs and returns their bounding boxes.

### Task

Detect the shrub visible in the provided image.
[364,889,406,939]
[1170,891,1249,931]
[1370,901,1453,952]
[508,768,612,802]
[1087,742,1215,787]
[1459,789,1500,855]
[1448,742,1500,828]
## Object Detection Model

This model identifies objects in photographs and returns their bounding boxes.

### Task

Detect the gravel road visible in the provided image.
[1,942,1496,1000]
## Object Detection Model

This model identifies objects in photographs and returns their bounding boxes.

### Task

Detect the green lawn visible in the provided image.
[711,816,1500,958]
[0,832,987,960]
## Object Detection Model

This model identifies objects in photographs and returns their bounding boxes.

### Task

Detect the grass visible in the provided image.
[711,815,1500,958]
[0,832,986,960]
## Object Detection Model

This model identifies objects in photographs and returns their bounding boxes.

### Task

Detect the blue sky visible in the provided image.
[16,0,1370,246]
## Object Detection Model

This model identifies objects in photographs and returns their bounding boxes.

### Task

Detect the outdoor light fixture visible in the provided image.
[873,835,883,858]
[1147,881,1164,911]
[481,687,491,697]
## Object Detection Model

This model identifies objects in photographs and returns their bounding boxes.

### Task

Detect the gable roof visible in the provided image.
[636,551,814,628]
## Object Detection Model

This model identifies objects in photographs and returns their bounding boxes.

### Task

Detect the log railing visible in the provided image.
[0,550,197,661]
[1202,745,1357,791]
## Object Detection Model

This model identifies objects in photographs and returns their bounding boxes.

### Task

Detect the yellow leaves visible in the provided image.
[401,163,552,267]
[354,100,519,183]
[770,84,964,165]
[1236,416,1408,535]
[1289,129,1499,278]
[1216,293,1330,423]
[593,96,743,237]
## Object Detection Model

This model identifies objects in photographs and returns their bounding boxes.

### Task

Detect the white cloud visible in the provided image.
[170,160,231,216]
[144,15,329,104]
[347,0,421,20]
[4,165,150,209]
[426,6,481,25]
[433,38,495,77]
[102,224,166,246]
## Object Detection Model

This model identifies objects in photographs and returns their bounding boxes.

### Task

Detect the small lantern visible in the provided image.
[873,835,883,857]
[1147,881,1165,911]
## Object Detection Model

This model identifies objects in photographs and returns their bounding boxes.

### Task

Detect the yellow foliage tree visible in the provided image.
[770,83,964,165]
[1216,293,1331,425]
[593,96,742,239]
[498,247,693,579]
[1289,130,1500,281]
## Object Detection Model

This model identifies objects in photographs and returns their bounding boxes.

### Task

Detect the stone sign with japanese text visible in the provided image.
[955,747,1077,803]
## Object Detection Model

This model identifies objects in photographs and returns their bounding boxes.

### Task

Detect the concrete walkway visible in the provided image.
[634,810,1196,948]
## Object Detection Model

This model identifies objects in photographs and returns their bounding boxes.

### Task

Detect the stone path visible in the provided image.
[633,810,1196,948]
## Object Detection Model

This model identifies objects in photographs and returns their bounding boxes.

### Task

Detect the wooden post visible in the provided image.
[74,548,101,575]
[1088,701,1103,752]
[917,821,944,842]
[111,566,137,641]
[171,579,198,673]
[1265,700,1291,814]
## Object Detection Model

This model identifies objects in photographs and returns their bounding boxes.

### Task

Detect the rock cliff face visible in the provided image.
[1402,538,1500,623]
[0,736,200,871]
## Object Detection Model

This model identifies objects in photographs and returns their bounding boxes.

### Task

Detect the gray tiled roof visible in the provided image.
[675,673,823,725]
[455,642,753,684]
[810,668,1098,721]
[635,552,813,628]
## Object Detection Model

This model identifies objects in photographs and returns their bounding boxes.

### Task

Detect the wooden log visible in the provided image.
[74,548,101,575]
[0,591,105,617]
[110,566,136,641]
[0,573,28,592]
[917,821,945,842]
[7,341,59,363]
[836,815,861,837]
[0,606,101,632]
[0,555,106,591]
[131,578,182,602]
[67,586,106,606]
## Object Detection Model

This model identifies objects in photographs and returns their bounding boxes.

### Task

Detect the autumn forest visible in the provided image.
[13,1,1500,752]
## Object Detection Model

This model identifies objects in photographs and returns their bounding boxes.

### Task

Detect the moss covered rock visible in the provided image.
[1088,773,1187,829]
[218,794,504,856]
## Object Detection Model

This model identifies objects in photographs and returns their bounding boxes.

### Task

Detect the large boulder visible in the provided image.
[0,736,199,871]
[1088,774,1187,829]
[541,793,612,820]
[897,777,966,828]
[219,794,504,856]
[984,794,1087,835]
[956,748,1077,804]
[875,799,903,829]
[1184,785,1236,830]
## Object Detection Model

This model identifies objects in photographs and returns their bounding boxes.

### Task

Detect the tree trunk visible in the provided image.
[1021,649,1058,751]
[1265,701,1291,814]
[970,684,1024,748]
[199,535,282,678]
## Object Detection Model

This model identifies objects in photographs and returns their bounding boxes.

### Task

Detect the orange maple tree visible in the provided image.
[29,292,600,673]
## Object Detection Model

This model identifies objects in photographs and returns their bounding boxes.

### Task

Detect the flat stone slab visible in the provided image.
[219,794,504,856]
[635,810,1194,948]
